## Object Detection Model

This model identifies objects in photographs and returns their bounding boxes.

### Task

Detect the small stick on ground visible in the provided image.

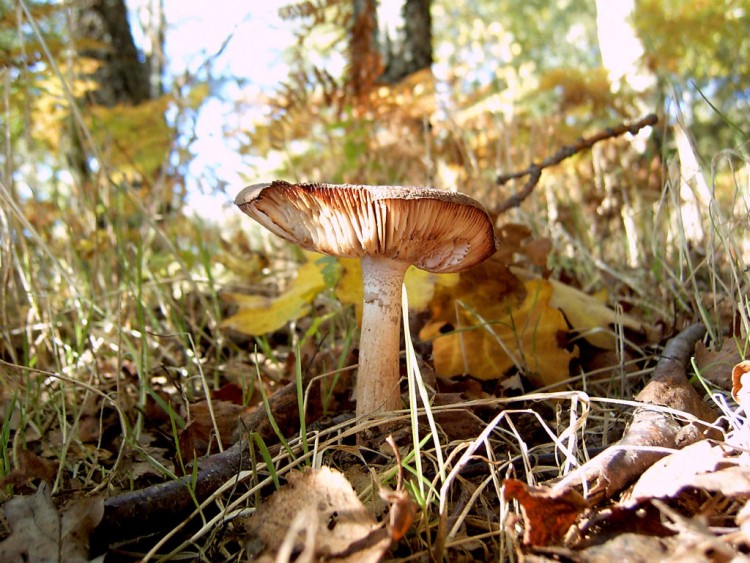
[91,371,319,553]
[551,323,719,505]
[495,113,659,213]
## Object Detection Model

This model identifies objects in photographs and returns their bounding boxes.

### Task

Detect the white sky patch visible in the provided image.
[127,0,296,222]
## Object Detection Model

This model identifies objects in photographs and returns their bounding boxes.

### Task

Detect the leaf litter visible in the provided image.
[3,118,748,562]
[243,466,390,562]
[0,484,103,563]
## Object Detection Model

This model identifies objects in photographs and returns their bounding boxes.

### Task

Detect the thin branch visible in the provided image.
[91,370,319,553]
[495,113,659,213]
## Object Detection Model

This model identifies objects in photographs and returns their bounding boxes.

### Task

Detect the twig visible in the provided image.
[91,371,319,553]
[495,113,659,213]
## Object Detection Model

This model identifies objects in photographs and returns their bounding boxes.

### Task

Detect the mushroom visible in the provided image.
[235,181,497,418]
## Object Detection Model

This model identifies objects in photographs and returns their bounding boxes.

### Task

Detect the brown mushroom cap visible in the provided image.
[235,181,497,273]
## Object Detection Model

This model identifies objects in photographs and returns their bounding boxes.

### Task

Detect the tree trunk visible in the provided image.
[349,0,432,99]
[379,0,432,84]
[77,0,151,106]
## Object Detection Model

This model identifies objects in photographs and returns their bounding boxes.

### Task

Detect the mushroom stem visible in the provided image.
[356,255,410,418]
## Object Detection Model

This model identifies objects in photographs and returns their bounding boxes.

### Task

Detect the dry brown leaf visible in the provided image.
[503,478,588,546]
[493,223,532,264]
[732,360,750,404]
[629,440,728,502]
[0,484,104,562]
[0,449,58,489]
[179,400,247,461]
[576,533,673,562]
[695,338,742,391]
[244,466,390,562]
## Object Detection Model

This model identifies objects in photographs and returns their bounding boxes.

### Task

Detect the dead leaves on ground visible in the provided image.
[0,484,103,562]
[223,225,644,389]
[500,325,750,560]
[507,438,750,559]
[243,467,391,562]
[504,479,589,546]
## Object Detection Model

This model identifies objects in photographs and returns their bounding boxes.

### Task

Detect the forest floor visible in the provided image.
[1,116,749,562]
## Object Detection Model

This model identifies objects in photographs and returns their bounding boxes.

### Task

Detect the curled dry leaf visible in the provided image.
[380,434,418,542]
[244,467,390,562]
[503,478,588,546]
[732,360,750,404]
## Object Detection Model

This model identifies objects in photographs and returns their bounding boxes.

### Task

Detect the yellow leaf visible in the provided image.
[512,268,643,350]
[421,279,579,387]
[221,258,331,335]
[547,279,642,350]
[335,258,459,324]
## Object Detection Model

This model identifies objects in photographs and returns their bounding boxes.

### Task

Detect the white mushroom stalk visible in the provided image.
[357,255,410,416]
[234,181,498,419]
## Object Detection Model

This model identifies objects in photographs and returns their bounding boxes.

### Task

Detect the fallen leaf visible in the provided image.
[493,223,532,264]
[179,400,246,461]
[221,255,333,335]
[244,466,390,562]
[422,279,579,386]
[0,483,104,562]
[689,465,750,497]
[629,440,725,502]
[548,279,642,349]
[503,478,588,546]
[695,338,742,391]
[0,449,58,489]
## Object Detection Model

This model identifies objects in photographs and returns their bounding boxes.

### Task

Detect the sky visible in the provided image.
[128,0,297,221]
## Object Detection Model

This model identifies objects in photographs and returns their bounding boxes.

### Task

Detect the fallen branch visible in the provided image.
[495,113,659,213]
[551,323,719,505]
[91,371,319,553]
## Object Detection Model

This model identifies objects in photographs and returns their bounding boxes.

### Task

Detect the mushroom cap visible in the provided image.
[235,180,497,273]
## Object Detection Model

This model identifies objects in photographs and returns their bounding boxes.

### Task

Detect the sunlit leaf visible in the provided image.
[421,279,578,387]
[547,278,642,349]
[221,256,334,335]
